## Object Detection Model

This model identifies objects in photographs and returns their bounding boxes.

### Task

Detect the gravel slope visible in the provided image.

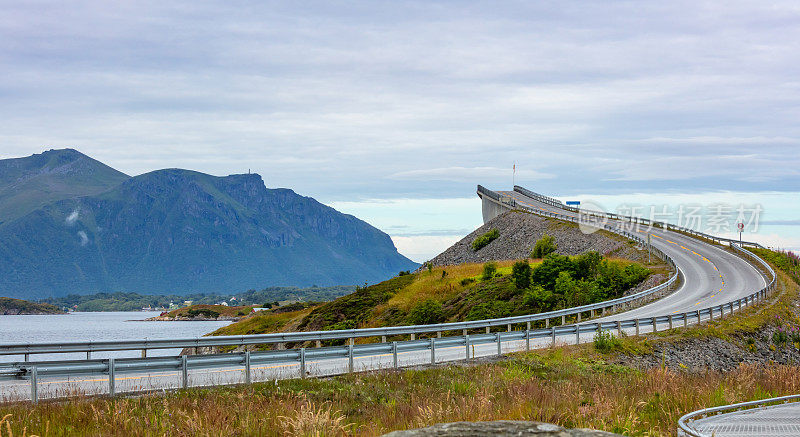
[426,210,640,266]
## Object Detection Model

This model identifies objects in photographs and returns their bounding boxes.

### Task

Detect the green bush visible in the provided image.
[482,262,498,281]
[511,260,532,289]
[472,229,499,251]
[408,300,445,325]
[460,277,475,286]
[594,330,622,353]
[185,309,220,319]
[531,234,557,258]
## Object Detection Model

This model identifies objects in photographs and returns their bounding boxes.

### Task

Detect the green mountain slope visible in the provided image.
[0,149,129,224]
[0,160,418,299]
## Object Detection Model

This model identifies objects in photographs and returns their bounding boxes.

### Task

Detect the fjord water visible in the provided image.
[0,312,232,362]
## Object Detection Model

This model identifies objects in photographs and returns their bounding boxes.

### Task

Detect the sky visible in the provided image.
[1,1,799,261]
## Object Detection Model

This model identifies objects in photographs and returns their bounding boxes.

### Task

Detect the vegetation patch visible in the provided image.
[0,297,63,315]
[3,348,799,436]
[471,228,499,251]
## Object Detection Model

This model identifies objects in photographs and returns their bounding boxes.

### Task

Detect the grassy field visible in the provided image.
[1,348,798,436]
[0,251,796,436]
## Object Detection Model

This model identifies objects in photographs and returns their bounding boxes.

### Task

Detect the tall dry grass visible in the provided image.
[1,348,798,436]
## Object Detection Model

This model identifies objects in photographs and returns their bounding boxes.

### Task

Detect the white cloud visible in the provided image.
[389,167,552,182]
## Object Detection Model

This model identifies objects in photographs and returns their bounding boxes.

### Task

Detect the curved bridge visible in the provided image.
[0,185,781,420]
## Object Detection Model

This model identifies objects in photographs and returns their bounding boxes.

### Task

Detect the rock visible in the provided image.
[381,421,623,436]
[426,211,642,267]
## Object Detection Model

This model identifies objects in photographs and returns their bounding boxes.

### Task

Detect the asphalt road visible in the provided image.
[0,189,773,422]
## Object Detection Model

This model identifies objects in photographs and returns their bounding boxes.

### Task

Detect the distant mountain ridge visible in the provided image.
[0,149,417,299]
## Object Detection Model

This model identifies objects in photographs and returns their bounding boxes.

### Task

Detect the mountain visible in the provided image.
[0,150,418,299]
[0,149,128,224]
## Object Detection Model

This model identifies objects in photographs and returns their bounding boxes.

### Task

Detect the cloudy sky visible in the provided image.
[1,1,799,260]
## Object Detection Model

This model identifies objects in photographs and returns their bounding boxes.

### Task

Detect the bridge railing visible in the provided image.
[1,186,779,404]
[678,394,800,436]
[511,185,766,249]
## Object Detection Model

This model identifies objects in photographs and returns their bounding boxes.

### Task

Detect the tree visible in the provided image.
[511,260,532,289]
[408,300,445,325]
[482,262,498,281]
[531,234,557,258]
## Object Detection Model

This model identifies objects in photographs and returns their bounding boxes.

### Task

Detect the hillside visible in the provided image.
[210,252,665,341]
[0,150,417,299]
[0,297,64,315]
[427,210,640,266]
[0,149,128,224]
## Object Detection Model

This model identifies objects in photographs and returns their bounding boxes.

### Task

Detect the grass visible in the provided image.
[591,249,800,356]
[164,304,260,319]
[2,348,799,436]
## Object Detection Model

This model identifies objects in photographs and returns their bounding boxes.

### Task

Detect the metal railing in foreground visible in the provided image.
[1,187,776,403]
[677,394,800,436]
[2,241,775,404]
[3,265,772,403]
[1,189,677,361]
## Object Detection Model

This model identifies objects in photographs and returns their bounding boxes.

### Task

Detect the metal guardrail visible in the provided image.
[678,394,800,436]
[1,186,777,404]
[3,191,675,360]
[513,185,565,208]
[511,186,767,249]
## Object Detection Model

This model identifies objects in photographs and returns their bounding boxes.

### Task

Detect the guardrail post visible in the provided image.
[485,327,490,334]
[683,313,688,328]
[300,348,306,378]
[575,325,580,344]
[616,321,622,336]
[437,331,442,338]
[316,340,322,348]
[141,349,146,358]
[507,324,512,332]
[545,318,549,328]
[411,333,416,341]
[635,319,640,335]
[668,315,673,330]
[695,310,700,324]
[465,334,470,360]
[181,355,188,389]
[577,312,581,322]
[430,338,436,365]
[551,327,556,346]
[24,353,29,362]
[652,317,658,333]
[348,343,354,373]
[392,341,398,368]
[108,358,115,397]
[496,332,502,355]
[561,315,565,325]
[87,351,91,360]
[526,322,531,351]
[590,309,595,318]
[709,308,714,321]
[381,336,386,343]
[30,365,37,404]
[244,351,251,384]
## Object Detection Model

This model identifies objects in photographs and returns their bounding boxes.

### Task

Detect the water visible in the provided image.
[0,311,232,362]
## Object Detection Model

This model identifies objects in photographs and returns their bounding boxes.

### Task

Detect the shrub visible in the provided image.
[522,285,552,309]
[482,262,498,281]
[262,303,273,309]
[185,308,220,319]
[472,229,499,251]
[594,330,622,353]
[460,277,475,286]
[408,300,445,325]
[511,260,532,289]
[397,270,411,276]
[531,234,557,258]
[773,329,788,347]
